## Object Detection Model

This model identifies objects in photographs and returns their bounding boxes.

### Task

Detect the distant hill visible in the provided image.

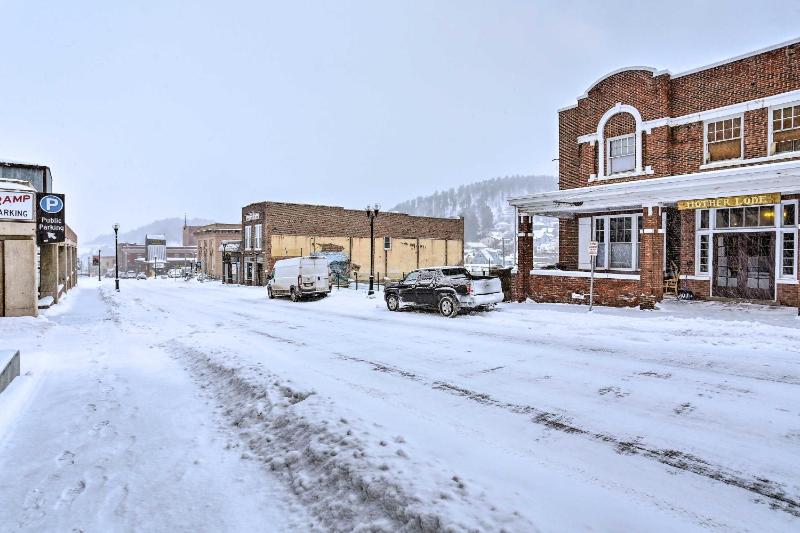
[85,217,213,248]
[392,175,557,240]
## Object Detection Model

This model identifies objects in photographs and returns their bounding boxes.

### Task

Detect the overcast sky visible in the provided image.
[1,0,798,240]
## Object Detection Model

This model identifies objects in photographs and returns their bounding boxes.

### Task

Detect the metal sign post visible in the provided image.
[588,240,599,311]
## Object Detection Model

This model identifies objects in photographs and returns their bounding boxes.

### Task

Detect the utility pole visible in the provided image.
[366,204,380,296]
[98,249,102,281]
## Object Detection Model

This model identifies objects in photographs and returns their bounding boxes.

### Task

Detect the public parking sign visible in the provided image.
[36,193,66,245]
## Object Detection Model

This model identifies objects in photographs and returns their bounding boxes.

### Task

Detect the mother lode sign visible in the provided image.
[0,190,35,221]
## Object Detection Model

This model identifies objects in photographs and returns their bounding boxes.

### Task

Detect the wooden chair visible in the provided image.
[663,261,679,296]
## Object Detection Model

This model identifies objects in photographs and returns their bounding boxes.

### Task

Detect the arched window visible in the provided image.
[595,104,644,179]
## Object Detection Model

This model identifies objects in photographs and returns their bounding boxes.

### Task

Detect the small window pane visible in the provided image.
[759,206,776,226]
[745,206,760,227]
[782,233,795,276]
[716,209,730,228]
[729,208,743,227]
[699,210,709,229]
[783,203,797,227]
[699,234,709,274]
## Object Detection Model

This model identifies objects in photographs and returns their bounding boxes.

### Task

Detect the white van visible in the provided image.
[267,256,331,301]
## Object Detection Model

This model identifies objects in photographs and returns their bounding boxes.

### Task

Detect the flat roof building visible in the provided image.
[239,201,464,286]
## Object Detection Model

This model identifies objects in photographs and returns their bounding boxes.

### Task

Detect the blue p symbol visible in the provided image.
[40,195,63,214]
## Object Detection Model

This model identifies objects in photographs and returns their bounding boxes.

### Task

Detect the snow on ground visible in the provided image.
[1,278,799,532]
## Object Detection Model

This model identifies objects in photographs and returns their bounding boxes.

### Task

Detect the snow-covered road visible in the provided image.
[1,278,799,531]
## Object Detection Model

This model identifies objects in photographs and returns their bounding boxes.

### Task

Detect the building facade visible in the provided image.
[239,202,464,285]
[510,38,800,308]
[117,241,197,275]
[0,162,78,317]
[194,223,241,279]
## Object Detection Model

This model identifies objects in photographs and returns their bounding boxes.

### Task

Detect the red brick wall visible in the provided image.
[777,283,799,307]
[559,218,579,269]
[604,112,636,138]
[559,41,800,190]
[530,275,641,307]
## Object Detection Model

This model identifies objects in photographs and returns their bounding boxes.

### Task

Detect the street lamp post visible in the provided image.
[98,249,101,281]
[113,223,120,291]
[366,204,380,296]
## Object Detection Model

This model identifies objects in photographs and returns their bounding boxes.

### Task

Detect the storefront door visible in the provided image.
[713,232,775,300]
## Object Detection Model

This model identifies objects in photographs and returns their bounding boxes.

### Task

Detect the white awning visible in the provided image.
[509,160,800,217]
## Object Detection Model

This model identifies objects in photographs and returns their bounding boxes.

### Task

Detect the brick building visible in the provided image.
[510,38,800,308]
[193,223,241,279]
[239,202,464,285]
[117,240,197,275]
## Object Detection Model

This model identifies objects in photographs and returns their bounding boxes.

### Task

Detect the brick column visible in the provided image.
[639,205,664,310]
[515,214,533,302]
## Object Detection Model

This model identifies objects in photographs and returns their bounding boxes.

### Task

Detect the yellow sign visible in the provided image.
[677,193,781,210]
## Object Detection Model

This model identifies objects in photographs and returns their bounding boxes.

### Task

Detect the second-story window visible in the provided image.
[254,224,262,249]
[705,117,742,162]
[772,104,800,154]
[244,225,252,249]
[608,135,635,174]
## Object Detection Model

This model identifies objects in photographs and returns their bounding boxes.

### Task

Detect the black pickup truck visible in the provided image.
[384,267,503,317]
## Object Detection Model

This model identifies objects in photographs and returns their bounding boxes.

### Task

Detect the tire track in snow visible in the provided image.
[333,352,800,518]
[165,340,530,532]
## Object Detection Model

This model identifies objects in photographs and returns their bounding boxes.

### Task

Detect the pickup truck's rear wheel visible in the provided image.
[438,295,459,318]
[386,294,400,311]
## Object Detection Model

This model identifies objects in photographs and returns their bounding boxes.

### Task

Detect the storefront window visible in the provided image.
[715,206,776,229]
[609,217,633,269]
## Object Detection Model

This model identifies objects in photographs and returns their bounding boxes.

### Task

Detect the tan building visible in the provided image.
[1,163,78,317]
[239,202,464,285]
[194,223,241,279]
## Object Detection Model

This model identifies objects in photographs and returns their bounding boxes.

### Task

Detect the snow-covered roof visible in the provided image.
[146,234,166,240]
[509,159,800,217]
[0,178,36,192]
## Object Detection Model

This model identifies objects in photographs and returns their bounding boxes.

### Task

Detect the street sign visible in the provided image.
[36,193,66,245]
[588,240,599,257]
[0,189,34,221]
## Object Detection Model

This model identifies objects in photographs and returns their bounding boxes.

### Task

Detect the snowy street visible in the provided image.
[1,279,799,531]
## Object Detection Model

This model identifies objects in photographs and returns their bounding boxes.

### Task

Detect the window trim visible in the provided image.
[703,113,744,164]
[591,214,640,272]
[768,101,800,156]
[778,199,799,280]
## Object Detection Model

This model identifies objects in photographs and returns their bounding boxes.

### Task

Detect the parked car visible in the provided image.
[136,272,147,280]
[384,267,503,317]
[267,256,330,301]
[126,271,136,279]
